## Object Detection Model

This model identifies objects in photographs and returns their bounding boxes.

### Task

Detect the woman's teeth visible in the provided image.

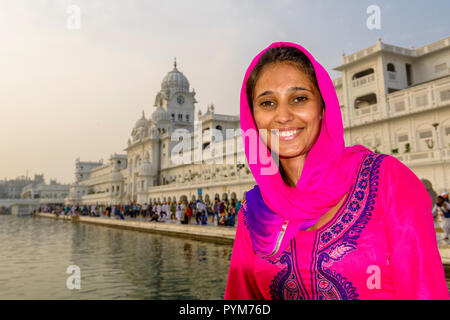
[273,129,302,138]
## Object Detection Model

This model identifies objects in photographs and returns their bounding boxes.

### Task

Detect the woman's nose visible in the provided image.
[275,101,294,123]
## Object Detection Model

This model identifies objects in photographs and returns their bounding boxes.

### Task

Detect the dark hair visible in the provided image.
[246,45,323,111]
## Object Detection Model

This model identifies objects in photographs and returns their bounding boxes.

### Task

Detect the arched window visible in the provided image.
[417,128,434,151]
[443,123,450,148]
[387,63,396,72]
[352,68,374,80]
[396,131,410,153]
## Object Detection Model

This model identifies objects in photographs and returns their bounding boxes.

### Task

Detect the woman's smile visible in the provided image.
[272,127,304,141]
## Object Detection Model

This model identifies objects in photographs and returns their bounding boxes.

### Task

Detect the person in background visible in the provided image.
[176,201,183,223]
[118,206,125,220]
[181,203,189,225]
[132,203,137,218]
[170,201,176,220]
[186,203,192,224]
[228,204,236,227]
[219,200,225,220]
[213,199,219,224]
[201,201,208,225]
[206,202,213,222]
[442,192,449,203]
[195,200,202,224]
[433,195,450,241]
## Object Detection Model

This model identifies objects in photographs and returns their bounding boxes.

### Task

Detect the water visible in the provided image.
[0,215,232,299]
[2,215,448,299]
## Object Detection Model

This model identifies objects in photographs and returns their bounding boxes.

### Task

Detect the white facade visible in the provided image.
[65,60,254,206]
[335,36,450,194]
[0,174,44,199]
[21,176,70,205]
[65,36,450,205]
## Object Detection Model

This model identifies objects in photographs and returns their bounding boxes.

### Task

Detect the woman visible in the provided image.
[224,42,449,300]
[176,201,183,223]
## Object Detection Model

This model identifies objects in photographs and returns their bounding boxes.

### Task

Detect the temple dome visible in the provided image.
[151,106,169,122]
[161,59,189,91]
[134,111,148,129]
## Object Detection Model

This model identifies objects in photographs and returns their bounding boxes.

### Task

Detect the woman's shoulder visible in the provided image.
[373,153,432,215]
[359,153,419,184]
[375,153,424,187]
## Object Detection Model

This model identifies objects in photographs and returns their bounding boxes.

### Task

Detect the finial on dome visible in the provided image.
[142,110,145,118]
[174,57,177,68]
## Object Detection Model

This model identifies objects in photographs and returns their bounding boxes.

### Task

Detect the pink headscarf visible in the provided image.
[241,41,373,257]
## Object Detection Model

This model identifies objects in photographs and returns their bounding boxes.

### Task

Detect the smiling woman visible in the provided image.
[249,56,324,187]
[225,43,449,300]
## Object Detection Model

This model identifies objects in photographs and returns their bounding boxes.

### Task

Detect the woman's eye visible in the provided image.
[294,96,307,103]
[259,100,275,108]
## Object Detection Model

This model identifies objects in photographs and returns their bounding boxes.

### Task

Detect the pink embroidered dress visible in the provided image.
[226,154,449,299]
[224,42,449,300]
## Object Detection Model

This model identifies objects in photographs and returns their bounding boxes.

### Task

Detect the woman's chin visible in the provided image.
[278,149,306,160]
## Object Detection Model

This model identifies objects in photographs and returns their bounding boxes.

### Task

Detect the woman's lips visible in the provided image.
[271,128,303,141]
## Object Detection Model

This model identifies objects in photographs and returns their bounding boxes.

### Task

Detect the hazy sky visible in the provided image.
[0,0,449,184]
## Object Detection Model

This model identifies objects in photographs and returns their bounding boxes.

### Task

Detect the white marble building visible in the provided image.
[65,60,254,206]
[21,175,70,205]
[335,36,450,194]
[65,35,450,206]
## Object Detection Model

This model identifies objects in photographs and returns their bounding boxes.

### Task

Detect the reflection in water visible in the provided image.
[0,215,232,299]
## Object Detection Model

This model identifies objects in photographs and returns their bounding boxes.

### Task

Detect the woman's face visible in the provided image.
[252,61,323,159]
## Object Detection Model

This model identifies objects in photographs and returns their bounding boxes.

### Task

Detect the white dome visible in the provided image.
[139,161,153,176]
[161,66,189,91]
[134,112,148,129]
[152,106,169,122]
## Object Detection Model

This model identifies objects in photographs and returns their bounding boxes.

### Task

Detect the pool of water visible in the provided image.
[0,215,232,299]
[1,215,448,299]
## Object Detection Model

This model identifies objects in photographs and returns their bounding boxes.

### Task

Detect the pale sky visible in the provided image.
[0,0,449,184]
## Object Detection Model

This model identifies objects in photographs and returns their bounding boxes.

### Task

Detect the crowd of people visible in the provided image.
[38,198,242,227]
[432,191,450,241]
[35,191,450,240]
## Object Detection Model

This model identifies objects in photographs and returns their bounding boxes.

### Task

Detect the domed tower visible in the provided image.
[153,58,197,134]
[151,105,169,136]
[131,111,149,142]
